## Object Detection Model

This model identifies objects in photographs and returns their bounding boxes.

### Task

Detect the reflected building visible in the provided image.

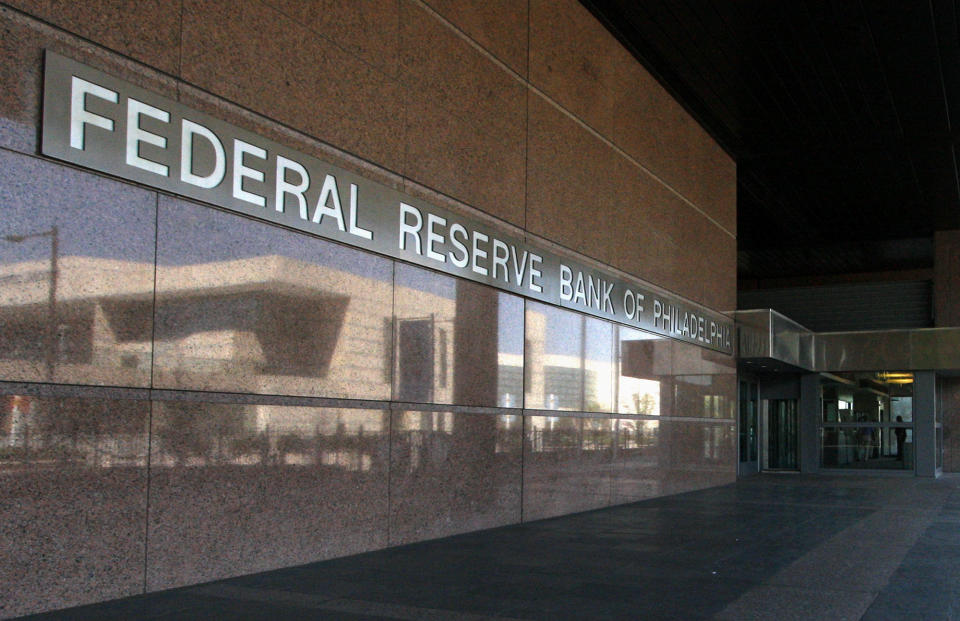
[0,249,735,465]
[0,255,155,386]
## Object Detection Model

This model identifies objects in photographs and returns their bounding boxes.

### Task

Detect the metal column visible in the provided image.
[914,370,938,477]
[800,373,821,473]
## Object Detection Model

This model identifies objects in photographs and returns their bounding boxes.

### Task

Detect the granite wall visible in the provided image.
[933,231,959,472]
[0,1,737,616]
[941,377,959,473]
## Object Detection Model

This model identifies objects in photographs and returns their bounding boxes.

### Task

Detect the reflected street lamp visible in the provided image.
[2,226,59,380]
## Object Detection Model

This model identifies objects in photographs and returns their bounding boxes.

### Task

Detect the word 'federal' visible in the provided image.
[70,75,375,242]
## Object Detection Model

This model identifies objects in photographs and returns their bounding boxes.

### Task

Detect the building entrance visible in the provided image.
[819,372,914,471]
[764,399,799,470]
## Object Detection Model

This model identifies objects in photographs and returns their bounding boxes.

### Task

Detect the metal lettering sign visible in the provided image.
[41,51,733,354]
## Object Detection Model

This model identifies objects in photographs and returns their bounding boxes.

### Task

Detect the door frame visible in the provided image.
[738,378,760,476]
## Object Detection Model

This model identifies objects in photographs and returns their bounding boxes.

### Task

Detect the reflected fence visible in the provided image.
[1,423,387,472]
[1,401,528,474]
[0,428,144,468]
[3,405,668,471]
[152,420,387,472]
[528,422,659,454]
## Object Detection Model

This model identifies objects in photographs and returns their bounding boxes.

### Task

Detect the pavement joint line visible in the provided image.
[187,584,522,621]
[320,597,528,620]
[186,584,339,607]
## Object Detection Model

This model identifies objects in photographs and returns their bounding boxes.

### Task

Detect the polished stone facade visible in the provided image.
[0,1,736,616]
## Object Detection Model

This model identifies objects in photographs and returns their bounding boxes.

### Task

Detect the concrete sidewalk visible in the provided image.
[18,474,960,620]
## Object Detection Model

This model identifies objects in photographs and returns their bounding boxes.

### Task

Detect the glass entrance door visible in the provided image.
[739,380,759,475]
[819,371,914,471]
[765,399,798,470]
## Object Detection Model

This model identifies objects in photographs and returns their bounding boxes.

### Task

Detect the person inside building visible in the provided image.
[895,416,907,461]
[858,416,874,461]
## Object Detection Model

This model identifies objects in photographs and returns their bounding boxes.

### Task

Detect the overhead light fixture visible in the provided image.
[876,372,913,383]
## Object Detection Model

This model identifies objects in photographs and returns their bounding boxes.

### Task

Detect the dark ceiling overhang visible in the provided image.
[582,0,960,280]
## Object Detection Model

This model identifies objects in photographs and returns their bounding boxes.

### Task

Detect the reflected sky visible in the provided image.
[542,306,581,357]
[534,303,617,362]
[499,297,523,355]
[0,149,155,263]
[619,326,664,344]
[585,318,613,363]
[395,263,455,298]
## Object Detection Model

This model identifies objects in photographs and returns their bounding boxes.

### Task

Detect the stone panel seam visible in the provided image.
[527,86,735,239]
[520,297,528,524]
[0,380,397,409]
[3,4,408,197]
[518,222,736,316]
[387,404,395,547]
[612,433,624,503]
[255,0,399,81]
[0,380,150,400]
[0,375,732,418]
[521,408,734,423]
[389,402,519,415]
[408,0,735,240]
[176,0,184,77]
[143,190,162,594]
[142,400,154,594]
[386,263,398,546]
[149,389,394,409]
[7,43,730,351]
[520,412,527,523]
[523,0,531,233]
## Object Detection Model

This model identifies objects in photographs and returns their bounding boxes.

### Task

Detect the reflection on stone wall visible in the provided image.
[0,150,157,388]
[614,419,664,503]
[152,198,397,400]
[146,402,390,591]
[0,390,736,616]
[0,395,149,619]
[0,251,737,613]
[389,410,521,544]
[0,164,735,418]
[523,415,735,519]
[523,415,616,521]
[661,421,736,494]
[394,263,525,408]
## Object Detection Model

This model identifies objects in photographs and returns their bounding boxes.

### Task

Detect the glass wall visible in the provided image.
[820,372,914,470]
